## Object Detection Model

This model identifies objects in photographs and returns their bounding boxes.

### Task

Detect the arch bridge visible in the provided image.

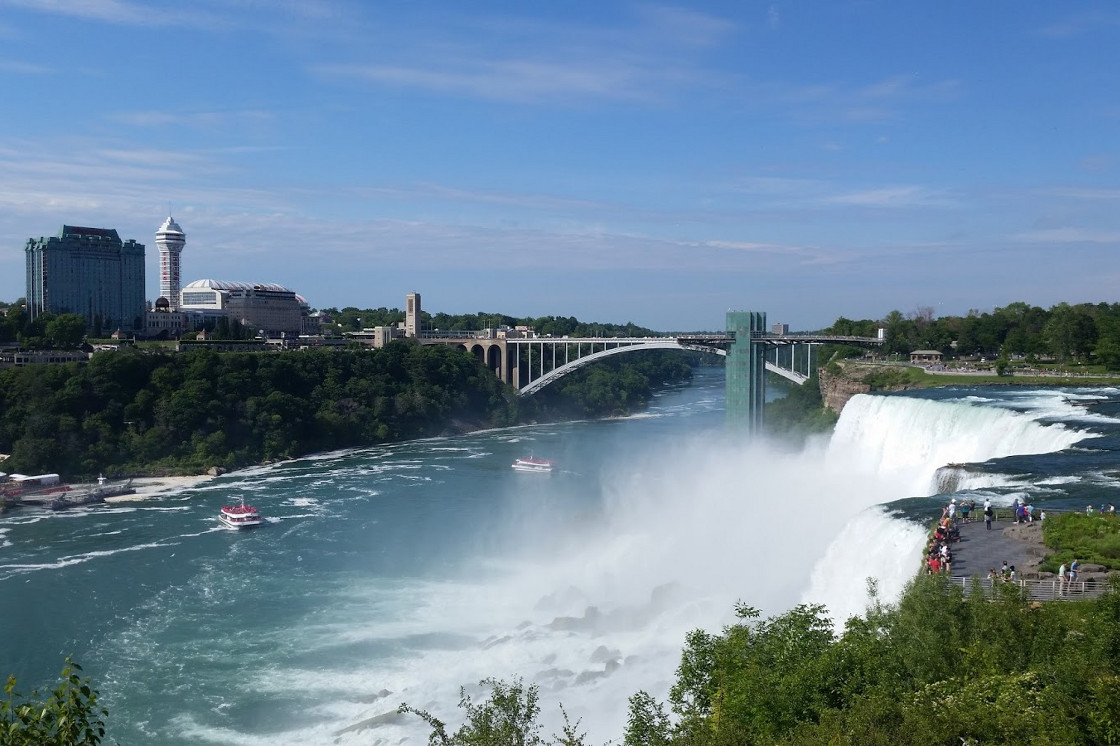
[422,312,882,432]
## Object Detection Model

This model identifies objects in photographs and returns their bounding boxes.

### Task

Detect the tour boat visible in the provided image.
[511,457,554,473]
[219,498,262,529]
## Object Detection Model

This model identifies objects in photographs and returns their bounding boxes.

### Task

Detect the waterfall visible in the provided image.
[827,393,1088,496]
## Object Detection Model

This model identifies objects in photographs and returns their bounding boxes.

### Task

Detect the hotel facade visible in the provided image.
[25,225,146,334]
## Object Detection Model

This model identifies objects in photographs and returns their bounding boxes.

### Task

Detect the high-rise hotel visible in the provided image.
[25,226,146,334]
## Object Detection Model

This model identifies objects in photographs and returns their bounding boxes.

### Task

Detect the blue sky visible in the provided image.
[1,1,1118,331]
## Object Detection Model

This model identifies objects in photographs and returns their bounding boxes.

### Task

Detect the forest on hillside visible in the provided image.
[0,344,520,478]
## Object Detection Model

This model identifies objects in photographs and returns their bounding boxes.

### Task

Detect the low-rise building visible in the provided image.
[910,349,944,365]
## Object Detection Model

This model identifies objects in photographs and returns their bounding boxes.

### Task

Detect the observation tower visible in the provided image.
[155,215,186,309]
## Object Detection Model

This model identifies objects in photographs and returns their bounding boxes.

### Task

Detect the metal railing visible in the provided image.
[947,575,1110,601]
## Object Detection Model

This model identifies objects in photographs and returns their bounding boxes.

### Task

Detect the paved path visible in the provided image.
[947,517,1045,579]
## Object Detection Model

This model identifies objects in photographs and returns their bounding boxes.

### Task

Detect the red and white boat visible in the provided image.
[219,498,262,529]
[511,457,554,473]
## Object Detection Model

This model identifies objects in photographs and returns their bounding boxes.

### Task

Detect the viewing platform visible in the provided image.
[941,514,1112,601]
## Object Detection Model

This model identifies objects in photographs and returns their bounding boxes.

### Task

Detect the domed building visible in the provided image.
[145,295,185,339]
[179,279,305,338]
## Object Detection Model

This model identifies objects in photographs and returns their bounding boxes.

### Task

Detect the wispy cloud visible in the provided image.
[312,5,737,105]
[0,0,336,31]
[315,59,665,105]
[1041,186,1120,201]
[1014,227,1120,244]
[1037,10,1120,38]
[824,185,953,208]
[782,75,961,124]
[0,0,204,26]
[110,108,274,129]
[0,59,51,74]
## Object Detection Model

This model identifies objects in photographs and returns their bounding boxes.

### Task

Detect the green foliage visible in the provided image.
[1041,511,1120,571]
[764,373,837,442]
[631,574,1120,745]
[1,658,107,746]
[624,691,671,746]
[861,368,919,390]
[0,344,519,478]
[828,300,1120,369]
[43,314,88,349]
[398,677,588,746]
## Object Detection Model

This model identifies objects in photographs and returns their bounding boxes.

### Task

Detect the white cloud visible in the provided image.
[1037,10,1120,38]
[109,109,274,130]
[0,59,51,74]
[1014,227,1120,244]
[824,186,952,208]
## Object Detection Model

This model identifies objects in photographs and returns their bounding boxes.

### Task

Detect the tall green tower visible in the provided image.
[726,311,767,432]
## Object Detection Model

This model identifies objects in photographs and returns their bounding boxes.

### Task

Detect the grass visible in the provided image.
[1039,512,1120,572]
[841,361,1120,390]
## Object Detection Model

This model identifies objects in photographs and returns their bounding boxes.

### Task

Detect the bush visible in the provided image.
[1,658,107,745]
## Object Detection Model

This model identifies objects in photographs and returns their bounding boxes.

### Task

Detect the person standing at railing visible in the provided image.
[984,501,994,531]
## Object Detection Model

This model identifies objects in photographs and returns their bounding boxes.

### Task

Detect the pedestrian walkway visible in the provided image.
[948,517,1040,580]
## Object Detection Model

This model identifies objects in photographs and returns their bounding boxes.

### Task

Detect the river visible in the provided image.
[2,368,1119,744]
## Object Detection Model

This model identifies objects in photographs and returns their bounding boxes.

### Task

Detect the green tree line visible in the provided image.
[0,343,699,479]
[0,343,522,478]
[319,306,658,338]
[827,300,1120,368]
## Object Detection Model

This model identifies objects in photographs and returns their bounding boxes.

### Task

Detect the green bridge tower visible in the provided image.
[725,310,767,432]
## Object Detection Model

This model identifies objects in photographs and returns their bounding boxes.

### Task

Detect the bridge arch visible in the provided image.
[517,340,687,395]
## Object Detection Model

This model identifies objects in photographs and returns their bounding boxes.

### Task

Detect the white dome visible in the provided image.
[184,279,295,293]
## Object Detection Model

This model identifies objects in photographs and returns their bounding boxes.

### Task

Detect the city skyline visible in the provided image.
[1,2,1118,331]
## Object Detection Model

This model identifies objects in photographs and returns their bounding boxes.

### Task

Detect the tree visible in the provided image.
[1,658,108,745]
[45,314,87,348]
[398,677,587,746]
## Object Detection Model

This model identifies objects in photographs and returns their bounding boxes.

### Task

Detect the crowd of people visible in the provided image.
[926,496,1038,576]
[926,498,965,574]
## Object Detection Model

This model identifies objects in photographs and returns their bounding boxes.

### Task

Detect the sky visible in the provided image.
[1,1,1118,332]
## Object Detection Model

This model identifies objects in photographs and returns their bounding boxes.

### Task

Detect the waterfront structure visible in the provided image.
[25,225,146,334]
[155,216,186,310]
[405,293,421,338]
[179,279,305,337]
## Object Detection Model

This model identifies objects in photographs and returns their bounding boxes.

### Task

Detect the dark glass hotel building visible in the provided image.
[25,225,146,334]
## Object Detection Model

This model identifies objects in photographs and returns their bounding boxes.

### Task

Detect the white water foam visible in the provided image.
[829,394,1089,496]
[800,508,928,630]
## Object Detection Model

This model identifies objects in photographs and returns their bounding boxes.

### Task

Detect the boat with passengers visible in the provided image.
[511,457,555,473]
[219,498,262,529]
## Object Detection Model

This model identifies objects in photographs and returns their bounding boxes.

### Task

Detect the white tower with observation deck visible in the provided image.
[155,215,186,310]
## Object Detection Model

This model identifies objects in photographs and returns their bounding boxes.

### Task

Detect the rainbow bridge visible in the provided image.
[421,311,882,432]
